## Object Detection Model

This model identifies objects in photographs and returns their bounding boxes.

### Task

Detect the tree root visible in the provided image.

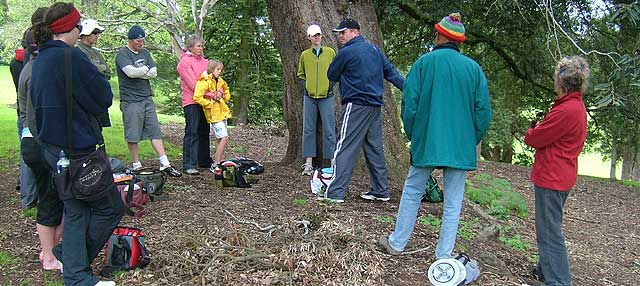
[224,209,279,234]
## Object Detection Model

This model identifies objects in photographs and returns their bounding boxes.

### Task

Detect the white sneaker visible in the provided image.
[95,281,116,286]
[301,163,313,176]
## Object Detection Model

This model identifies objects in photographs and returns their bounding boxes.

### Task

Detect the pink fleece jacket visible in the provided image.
[177,50,208,107]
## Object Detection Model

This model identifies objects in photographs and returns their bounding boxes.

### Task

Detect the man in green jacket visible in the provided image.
[297,24,336,175]
[377,13,492,259]
[77,19,111,80]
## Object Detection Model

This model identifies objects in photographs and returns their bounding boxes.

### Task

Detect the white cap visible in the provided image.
[79,19,105,36]
[306,24,322,36]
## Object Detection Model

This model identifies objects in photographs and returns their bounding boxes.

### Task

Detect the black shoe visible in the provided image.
[160,165,182,177]
[531,266,545,282]
[520,277,543,286]
[360,191,390,202]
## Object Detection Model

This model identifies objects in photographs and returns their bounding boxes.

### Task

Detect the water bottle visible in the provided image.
[56,150,70,174]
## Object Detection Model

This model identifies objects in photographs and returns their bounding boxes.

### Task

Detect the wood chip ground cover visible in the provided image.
[0,124,638,285]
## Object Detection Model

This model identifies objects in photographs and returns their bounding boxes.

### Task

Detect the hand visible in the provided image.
[530,120,538,129]
[530,112,545,128]
[204,91,215,99]
[214,90,224,100]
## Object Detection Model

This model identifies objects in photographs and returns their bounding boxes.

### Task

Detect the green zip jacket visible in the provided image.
[402,44,492,170]
[297,46,335,99]
[77,41,112,80]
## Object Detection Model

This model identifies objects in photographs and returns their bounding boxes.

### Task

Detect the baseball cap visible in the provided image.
[79,19,105,36]
[307,24,322,36]
[128,25,146,40]
[332,18,360,32]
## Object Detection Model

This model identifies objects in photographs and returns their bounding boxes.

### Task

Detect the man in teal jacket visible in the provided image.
[377,13,492,259]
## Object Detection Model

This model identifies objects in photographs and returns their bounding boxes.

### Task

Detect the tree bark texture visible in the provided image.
[233,31,251,125]
[266,0,409,178]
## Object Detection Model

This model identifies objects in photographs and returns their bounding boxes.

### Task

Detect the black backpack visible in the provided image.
[215,157,264,188]
[101,226,150,277]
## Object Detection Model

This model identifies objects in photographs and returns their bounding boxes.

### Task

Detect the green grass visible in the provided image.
[578,152,621,179]
[0,66,182,164]
[22,208,37,219]
[373,215,394,224]
[0,250,17,265]
[498,234,531,251]
[418,214,441,232]
[467,173,529,219]
[496,225,531,252]
[294,198,307,206]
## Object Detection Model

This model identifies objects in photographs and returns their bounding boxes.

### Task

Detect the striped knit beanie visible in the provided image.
[434,13,466,42]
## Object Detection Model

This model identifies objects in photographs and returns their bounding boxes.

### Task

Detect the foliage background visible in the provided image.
[1,0,639,179]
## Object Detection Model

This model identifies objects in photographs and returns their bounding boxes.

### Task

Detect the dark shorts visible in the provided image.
[120,97,163,142]
[20,137,63,226]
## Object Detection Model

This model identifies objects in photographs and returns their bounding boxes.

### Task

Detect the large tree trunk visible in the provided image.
[232,34,250,125]
[231,0,258,126]
[265,0,408,178]
[621,147,640,181]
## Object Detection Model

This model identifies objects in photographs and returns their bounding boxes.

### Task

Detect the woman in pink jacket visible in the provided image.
[524,56,590,286]
[177,35,212,175]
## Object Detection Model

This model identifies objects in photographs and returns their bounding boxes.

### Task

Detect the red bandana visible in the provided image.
[15,49,25,62]
[49,8,81,34]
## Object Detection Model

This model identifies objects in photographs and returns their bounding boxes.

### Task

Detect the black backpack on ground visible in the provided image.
[215,157,264,188]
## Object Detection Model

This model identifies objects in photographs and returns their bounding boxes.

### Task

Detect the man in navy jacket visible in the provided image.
[320,18,404,203]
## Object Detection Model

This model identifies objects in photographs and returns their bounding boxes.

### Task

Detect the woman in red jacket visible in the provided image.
[524,56,590,286]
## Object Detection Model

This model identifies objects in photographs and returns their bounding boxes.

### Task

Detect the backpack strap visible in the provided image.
[135,236,151,269]
[101,233,131,277]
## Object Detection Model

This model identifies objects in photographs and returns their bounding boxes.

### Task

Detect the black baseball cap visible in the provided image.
[332,18,360,32]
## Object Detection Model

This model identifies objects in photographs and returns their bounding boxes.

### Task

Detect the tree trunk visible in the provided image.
[232,34,250,125]
[610,143,618,181]
[265,0,409,178]
[231,0,257,126]
[621,147,639,181]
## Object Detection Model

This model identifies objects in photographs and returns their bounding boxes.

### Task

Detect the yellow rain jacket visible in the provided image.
[193,72,231,123]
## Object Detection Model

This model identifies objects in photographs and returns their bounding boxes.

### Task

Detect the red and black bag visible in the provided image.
[115,178,149,217]
[101,226,150,277]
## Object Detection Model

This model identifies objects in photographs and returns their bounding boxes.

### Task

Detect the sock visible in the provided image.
[159,155,170,167]
[305,157,313,166]
[132,161,142,170]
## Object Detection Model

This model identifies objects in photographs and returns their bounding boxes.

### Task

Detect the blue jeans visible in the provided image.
[43,144,125,286]
[182,104,212,169]
[302,95,336,159]
[388,166,466,259]
[534,186,572,286]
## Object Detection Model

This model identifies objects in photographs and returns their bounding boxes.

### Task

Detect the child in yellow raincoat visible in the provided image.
[193,59,231,172]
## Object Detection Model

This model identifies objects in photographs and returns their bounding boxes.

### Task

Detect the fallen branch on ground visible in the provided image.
[224,209,279,233]
[295,220,310,236]
[402,247,430,255]
[565,215,600,224]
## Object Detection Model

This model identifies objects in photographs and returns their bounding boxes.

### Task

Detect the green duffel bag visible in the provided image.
[133,168,168,201]
[422,175,444,203]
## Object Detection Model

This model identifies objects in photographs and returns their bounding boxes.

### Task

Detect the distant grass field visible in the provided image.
[0,65,182,164]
